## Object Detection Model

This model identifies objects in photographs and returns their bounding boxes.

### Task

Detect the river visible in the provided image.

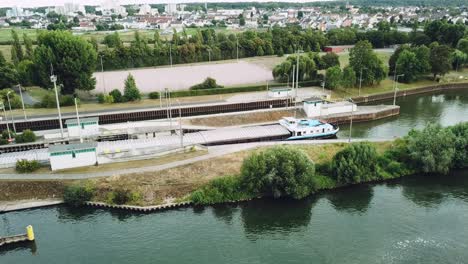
[1,89,468,264]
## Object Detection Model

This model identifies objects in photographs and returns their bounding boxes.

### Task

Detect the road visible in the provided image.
[0,138,391,180]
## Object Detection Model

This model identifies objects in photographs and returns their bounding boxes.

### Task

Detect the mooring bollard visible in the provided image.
[26,225,35,241]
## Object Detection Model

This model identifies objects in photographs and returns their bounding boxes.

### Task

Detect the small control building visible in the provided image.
[268,88,292,98]
[65,117,99,138]
[303,98,357,117]
[48,142,98,171]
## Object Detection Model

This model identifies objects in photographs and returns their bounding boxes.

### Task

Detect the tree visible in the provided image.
[0,54,18,89]
[325,66,342,90]
[23,33,34,60]
[388,44,409,75]
[33,31,97,94]
[240,146,316,199]
[448,122,468,169]
[10,30,24,65]
[451,50,467,70]
[297,11,304,19]
[405,124,456,174]
[341,65,356,88]
[321,52,340,69]
[396,50,420,83]
[349,40,387,86]
[457,38,468,55]
[109,89,123,103]
[103,32,123,48]
[239,16,246,26]
[331,142,380,184]
[17,59,34,86]
[123,74,141,101]
[429,44,452,79]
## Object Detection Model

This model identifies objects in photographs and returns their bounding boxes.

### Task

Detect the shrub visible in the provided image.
[109,89,123,103]
[15,129,36,143]
[38,94,75,108]
[148,91,160,99]
[405,124,456,174]
[0,138,8,145]
[103,94,114,104]
[0,89,22,109]
[111,188,133,205]
[190,176,250,205]
[240,146,316,199]
[448,122,468,169]
[190,77,223,90]
[15,159,41,173]
[60,95,75,106]
[331,142,380,184]
[123,74,141,101]
[63,184,95,206]
[97,93,105,104]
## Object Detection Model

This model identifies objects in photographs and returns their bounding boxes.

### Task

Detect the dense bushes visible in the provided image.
[190,122,468,205]
[191,176,250,205]
[241,146,316,199]
[109,89,123,103]
[190,77,223,90]
[148,91,160,99]
[36,93,75,108]
[331,142,380,184]
[108,188,141,205]
[15,159,41,173]
[63,184,95,206]
[15,129,36,143]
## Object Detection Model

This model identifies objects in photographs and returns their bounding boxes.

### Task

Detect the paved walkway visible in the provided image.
[0,199,63,212]
[0,138,391,180]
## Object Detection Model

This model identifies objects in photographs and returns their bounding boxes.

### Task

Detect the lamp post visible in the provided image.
[0,103,11,141]
[284,73,289,87]
[393,74,404,106]
[207,48,211,62]
[6,91,16,133]
[74,95,83,143]
[176,99,183,148]
[50,75,64,138]
[322,75,326,94]
[169,43,173,67]
[236,35,239,62]
[100,55,106,94]
[17,84,27,120]
[348,98,355,143]
[291,65,295,109]
[358,67,367,97]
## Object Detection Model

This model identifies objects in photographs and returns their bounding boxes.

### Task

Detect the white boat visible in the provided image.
[279,117,339,140]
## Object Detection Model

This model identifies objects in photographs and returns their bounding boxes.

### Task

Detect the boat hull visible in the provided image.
[285,127,339,140]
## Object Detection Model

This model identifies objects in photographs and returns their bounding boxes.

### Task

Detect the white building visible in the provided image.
[97,0,128,17]
[268,88,292,98]
[138,4,158,16]
[6,6,24,18]
[303,98,356,117]
[65,117,100,138]
[48,142,98,171]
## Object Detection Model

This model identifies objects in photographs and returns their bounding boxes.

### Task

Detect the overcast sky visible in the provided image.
[0,0,330,9]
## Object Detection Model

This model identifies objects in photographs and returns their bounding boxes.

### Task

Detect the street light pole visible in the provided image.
[169,43,173,67]
[208,48,211,62]
[51,75,64,138]
[74,96,83,143]
[359,68,364,97]
[348,98,355,143]
[176,99,183,148]
[0,103,11,141]
[100,55,106,94]
[236,36,239,62]
[6,91,16,133]
[393,74,404,106]
[17,84,27,120]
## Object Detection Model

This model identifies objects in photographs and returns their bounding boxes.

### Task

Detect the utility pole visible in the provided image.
[0,103,11,141]
[74,96,83,143]
[169,43,173,67]
[50,74,64,138]
[393,74,404,106]
[322,75,326,94]
[236,36,239,62]
[348,98,355,143]
[17,84,27,120]
[176,99,183,148]
[208,48,211,62]
[100,55,106,94]
[359,67,366,97]
[6,91,16,133]
[291,65,295,109]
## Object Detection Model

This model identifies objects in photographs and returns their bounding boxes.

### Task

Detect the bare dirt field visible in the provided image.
[93,60,274,94]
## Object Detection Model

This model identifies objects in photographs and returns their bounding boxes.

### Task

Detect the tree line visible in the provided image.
[190,122,468,205]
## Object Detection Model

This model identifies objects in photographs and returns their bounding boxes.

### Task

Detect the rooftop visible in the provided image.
[48,142,97,153]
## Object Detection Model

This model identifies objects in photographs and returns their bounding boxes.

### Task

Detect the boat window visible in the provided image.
[297,131,302,136]
[322,128,325,133]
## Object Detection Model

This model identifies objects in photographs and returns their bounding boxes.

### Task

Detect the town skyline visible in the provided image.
[0,0,330,9]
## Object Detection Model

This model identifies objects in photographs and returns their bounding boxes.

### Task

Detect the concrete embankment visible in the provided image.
[323,105,400,124]
[0,199,63,213]
[352,82,468,104]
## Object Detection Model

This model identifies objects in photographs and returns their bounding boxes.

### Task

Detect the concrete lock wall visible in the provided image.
[50,151,97,171]
[68,124,99,138]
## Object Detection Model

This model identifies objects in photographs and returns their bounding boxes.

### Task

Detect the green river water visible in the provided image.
[1,89,468,264]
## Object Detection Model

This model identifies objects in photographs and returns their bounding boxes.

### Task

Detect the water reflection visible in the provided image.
[0,241,37,256]
[326,185,374,214]
[56,205,144,223]
[211,204,239,225]
[401,170,468,208]
[239,197,317,239]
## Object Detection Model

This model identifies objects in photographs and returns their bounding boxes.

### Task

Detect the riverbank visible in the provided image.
[0,199,63,213]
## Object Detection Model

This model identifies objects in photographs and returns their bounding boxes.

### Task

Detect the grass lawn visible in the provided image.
[0,28,41,43]
[0,45,11,60]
